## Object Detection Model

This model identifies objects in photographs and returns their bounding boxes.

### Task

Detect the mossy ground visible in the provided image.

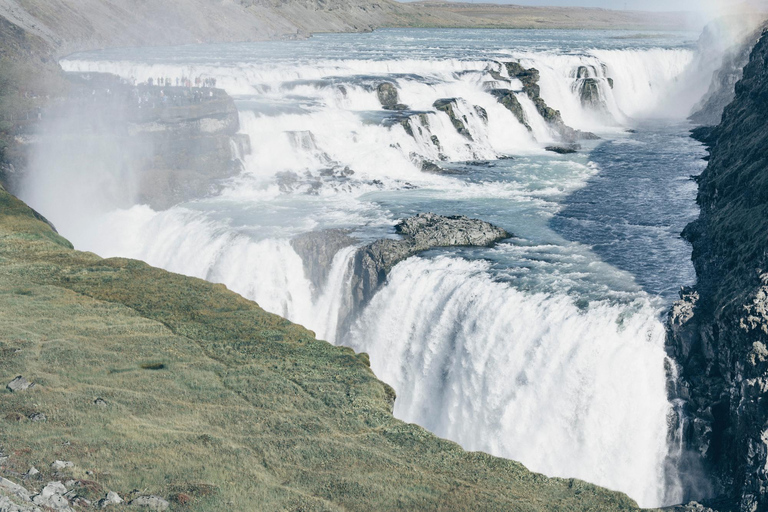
[0,185,642,510]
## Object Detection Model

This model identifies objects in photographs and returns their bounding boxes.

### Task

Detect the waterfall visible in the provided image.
[24,30,727,508]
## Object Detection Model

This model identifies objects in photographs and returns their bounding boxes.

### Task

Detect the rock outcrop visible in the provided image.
[376,82,408,111]
[433,98,473,140]
[490,89,530,130]
[350,213,510,309]
[666,29,768,512]
[497,61,598,142]
[690,20,768,127]
[10,72,245,210]
[291,228,357,291]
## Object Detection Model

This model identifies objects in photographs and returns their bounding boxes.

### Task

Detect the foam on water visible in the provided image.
[344,256,673,507]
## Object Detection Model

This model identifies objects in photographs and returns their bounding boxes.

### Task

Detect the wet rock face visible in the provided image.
[377,82,399,107]
[490,89,530,130]
[290,214,509,319]
[376,82,408,110]
[579,78,602,107]
[666,31,768,512]
[433,98,473,140]
[291,229,357,291]
[350,213,510,309]
[10,72,245,211]
[500,61,597,142]
[690,22,768,127]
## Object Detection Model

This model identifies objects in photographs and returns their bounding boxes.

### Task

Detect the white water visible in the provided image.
[346,256,671,507]
[24,28,730,507]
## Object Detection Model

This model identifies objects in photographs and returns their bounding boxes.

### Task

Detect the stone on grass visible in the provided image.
[6,377,33,393]
[50,461,73,471]
[0,477,32,502]
[130,495,169,510]
[98,491,123,508]
[32,481,72,511]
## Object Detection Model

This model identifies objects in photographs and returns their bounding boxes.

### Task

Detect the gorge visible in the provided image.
[2,2,768,512]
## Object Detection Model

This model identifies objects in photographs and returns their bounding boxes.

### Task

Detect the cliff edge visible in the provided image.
[0,184,643,510]
[667,28,768,512]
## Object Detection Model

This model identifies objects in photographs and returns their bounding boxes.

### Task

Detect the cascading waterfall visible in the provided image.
[343,256,673,508]
[25,28,730,508]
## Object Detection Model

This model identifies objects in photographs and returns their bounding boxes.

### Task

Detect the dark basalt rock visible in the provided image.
[502,61,598,142]
[666,30,768,512]
[291,229,357,292]
[490,89,531,131]
[350,213,510,309]
[292,214,510,317]
[383,103,409,111]
[433,98,473,140]
[474,105,488,123]
[420,161,467,175]
[579,78,602,107]
[377,82,400,109]
[545,144,580,154]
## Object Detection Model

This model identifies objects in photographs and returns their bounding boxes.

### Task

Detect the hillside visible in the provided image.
[0,0,692,58]
[0,183,648,510]
[390,2,693,30]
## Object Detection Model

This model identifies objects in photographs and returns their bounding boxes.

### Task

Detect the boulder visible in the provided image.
[0,478,32,502]
[545,144,580,154]
[350,213,510,310]
[377,83,403,110]
[32,482,71,511]
[50,461,73,472]
[6,377,33,393]
[130,495,169,511]
[98,491,123,508]
[0,496,41,512]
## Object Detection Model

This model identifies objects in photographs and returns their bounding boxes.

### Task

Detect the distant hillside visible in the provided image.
[0,0,692,59]
[391,2,695,31]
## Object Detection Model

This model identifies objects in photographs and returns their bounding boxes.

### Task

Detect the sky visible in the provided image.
[483,0,705,10]
[404,0,768,13]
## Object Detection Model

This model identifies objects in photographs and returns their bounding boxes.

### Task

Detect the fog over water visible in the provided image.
[23,25,751,507]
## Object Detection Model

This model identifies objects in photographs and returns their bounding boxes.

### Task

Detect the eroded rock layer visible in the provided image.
[667,29,768,512]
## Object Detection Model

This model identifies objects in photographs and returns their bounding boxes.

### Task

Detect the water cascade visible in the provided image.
[22,29,728,507]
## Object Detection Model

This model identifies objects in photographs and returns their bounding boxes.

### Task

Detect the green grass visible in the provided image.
[0,185,642,511]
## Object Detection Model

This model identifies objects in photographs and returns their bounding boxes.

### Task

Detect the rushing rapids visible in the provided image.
[20,28,739,507]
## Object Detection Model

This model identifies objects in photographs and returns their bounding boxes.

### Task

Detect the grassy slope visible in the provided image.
[0,185,641,510]
[389,3,692,31]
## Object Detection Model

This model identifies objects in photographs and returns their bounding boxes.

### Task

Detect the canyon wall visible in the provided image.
[668,29,768,512]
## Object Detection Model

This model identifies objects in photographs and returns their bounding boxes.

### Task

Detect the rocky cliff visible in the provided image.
[667,29,768,512]
[690,20,768,126]
[12,72,246,210]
